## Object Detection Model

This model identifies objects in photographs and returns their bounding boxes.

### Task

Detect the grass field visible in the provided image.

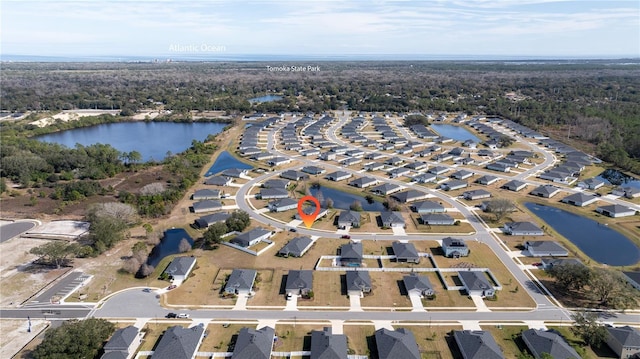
[343,324,376,356]
[482,325,529,358]
[408,325,463,359]
[273,324,316,352]
[199,323,247,352]
[360,272,412,308]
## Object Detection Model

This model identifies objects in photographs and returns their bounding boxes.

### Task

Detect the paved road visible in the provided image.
[0,221,37,243]
[0,306,93,319]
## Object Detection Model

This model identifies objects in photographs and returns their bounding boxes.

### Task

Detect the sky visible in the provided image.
[1,0,639,59]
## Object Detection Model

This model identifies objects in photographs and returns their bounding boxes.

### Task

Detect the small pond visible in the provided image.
[248,95,283,103]
[524,202,639,266]
[310,185,385,212]
[595,169,640,188]
[36,121,227,162]
[205,151,253,177]
[147,228,194,267]
[430,124,480,142]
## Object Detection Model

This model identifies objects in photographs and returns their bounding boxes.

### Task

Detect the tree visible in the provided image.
[137,263,154,278]
[203,222,229,245]
[484,198,516,222]
[225,210,250,232]
[324,198,334,209]
[589,268,637,309]
[31,318,115,359]
[123,257,141,274]
[29,241,80,268]
[547,263,591,292]
[570,311,607,347]
[350,200,363,212]
[178,238,192,253]
[86,202,134,253]
[498,134,515,148]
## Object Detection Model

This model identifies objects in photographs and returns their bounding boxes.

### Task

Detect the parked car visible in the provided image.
[167,284,177,290]
[289,227,297,232]
[341,235,351,239]
[177,313,190,318]
[166,312,177,318]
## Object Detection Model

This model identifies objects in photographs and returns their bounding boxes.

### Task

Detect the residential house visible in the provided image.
[441,237,469,258]
[263,179,289,189]
[392,242,420,263]
[371,183,403,196]
[252,152,274,161]
[163,257,197,282]
[220,168,248,178]
[486,162,511,173]
[101,326,141,359]
[193,212,231,229]
[612,186,640,199]
[151,325,205,359]
[440,180,468,191]
[462,189,491,200]
[539,170,572,183]
[380,211,406,228]
[319,152,337,161]
[345,270,372,296]
[459,271,496,297]
[449,147,465,157]
[475,175,499,185]
[301,166,326,175]
[577,178,605,190]
[504,222,544,236]
[525,241,569,257]
[326,171,352,182]
[364,162,386,172]
[375,328,421,359]
[529,185,561,198]
[561,192,598,207]
[433,153,454,162]
[453,330,504,359]
[420,213,455,225]
[192,189,221,200]
[596,204,637,218]
[224,269,257,295]
[540,257,583,270]
[267,157,291,166]
[231,326,275,359]
[386,156,405,166]
[191,200,222,213]
[404,161,428,171]
[502,180,527,192]
[410,200,445,214]
[521,329,580,359]
[341,157,362,166]
[280,170,309,181]
[339,242,363,266]
[622,272,640,290]
[413,173,437,184]
[300,149,320,157]
[387,167,411,178]
[268,198,298,212]
[605,326,640,359]
[310,327,348,359]
[205,176,232,186]
[403,273,435,297]
[364,152,385,160]
[451,170,474,180]
[349,177,378,188]
[392,189,428,203]
[285,270,313,296]
[230,227,272,247]
[428,166,450,175]
[258,188,289,200]
[337,210,361,229]
[278,236,314,258]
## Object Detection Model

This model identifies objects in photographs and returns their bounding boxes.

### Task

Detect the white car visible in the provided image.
[177,313,190,318]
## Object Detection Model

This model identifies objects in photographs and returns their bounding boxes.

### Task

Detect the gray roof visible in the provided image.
[151,325,204,359]
[101,352,128,359]
[278,236,313,257]
[232,326,275,359]
[225,269,257,293]
[259,187,289,197]
[263,179,289,189]
[411,200,445,212]
[403,274,433,293]
[338,210,361,226]
[391,190,425,203]
[463,189,491,198]
[220,168,248,177]
[541,257,583,268]
[380,211,405,225]
[503,180,527,189]
[205,175,231,186]
[597,204,635,214]
[420,213,455,224]
[371,183,402,194]
[191,200,222,212]
[562,192,597,204]
[458,271,494,293]
[476,175,498,183]
[522,329,580,359]
[375,328,420,359]
[442,179,468,189]
[505,221,542,233]
[340,242,363,260]
[526,241,568,254]
[310,327,348,359]
[345,271,371,292]
[349,177,377,187]
[232,227,271,247]
[195,212,231,228]
[269,198,298,208]
[193,189,220,199]
[442,237,467,248]
[530,185,560,196]
[327,171,351,179]
[606,326,640,348]
[453,330,504,359]
[104,325,138,352]
[164,257,196,277]
[392,242,419,259]
[285,270,313,292]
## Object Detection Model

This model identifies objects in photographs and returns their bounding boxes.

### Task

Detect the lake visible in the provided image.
[36,121,227,162]
[310,185,385,211]
[147,228,194,267]
[430,124,480,142]
[205,151,253,177]
[595,169,640,188]
[248,95,283,103]
[524,202,639,266]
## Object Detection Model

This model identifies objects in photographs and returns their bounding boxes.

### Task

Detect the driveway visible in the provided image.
[349,295,362,311]
[408,293,426,312]
[233,293,249,310]
[284,295,298,311]
[391,226,406,235]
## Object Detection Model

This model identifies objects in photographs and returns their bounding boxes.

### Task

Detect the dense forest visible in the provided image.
[1,61,639,173]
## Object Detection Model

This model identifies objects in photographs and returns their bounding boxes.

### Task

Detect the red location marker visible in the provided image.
[297,195,320,228]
